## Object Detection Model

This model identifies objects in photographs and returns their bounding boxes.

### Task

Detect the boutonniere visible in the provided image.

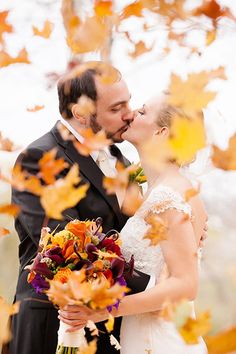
[129,164,147,185]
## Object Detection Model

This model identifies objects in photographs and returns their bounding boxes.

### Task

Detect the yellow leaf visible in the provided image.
[128,40,153,59]
[211,133,236,170]
[94,1,113,17]
[0,204,20,216]
[74,128,111,156]
[80,339,97,354]
[0,297,19,345]
[167,113,206,165]
[40,164,89,219]
[38,148,69,184]
[105,314,114,333]
[143,211,168,246]
[0,48,30,68]
[0,11,13,45]
[168,72,216,115]
[27,105,44,112]
[32,20,54,38]
[205,326,236,354]
[206,29,216,45]
[178,311,212,344]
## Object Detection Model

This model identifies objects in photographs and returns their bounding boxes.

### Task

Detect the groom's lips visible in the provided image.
[110,124,129,138]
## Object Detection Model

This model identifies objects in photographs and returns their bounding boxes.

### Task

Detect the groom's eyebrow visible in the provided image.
[109,94,132,108]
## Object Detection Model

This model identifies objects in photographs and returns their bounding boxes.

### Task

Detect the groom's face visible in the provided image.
[90,78,134,143]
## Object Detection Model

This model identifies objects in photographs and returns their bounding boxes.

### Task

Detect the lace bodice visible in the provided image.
[120,184,192,278]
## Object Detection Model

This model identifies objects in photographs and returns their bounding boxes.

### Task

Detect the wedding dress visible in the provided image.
[120,184,208,354]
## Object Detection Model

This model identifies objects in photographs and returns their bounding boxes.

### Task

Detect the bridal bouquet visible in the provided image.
[27,218,131,354]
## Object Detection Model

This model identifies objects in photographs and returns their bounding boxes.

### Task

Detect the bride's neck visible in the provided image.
[139,151,179,190]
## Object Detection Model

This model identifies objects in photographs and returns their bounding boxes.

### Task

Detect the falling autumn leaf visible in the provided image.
[128,40,153,59]
[40,164,89,219]
[211,133,236,170]
[75,95,96,117]
[167,72,217,116]
[206,29,217,46]
[0,204,20,216]
[94,1,113,17]
[0,297,19,345]
[205,326,236,354]
[167,114,206,165]
[105,314,115,333]
[38,148,69,184]
[192,0,236,23]
[121,1,143,20]
[103,162,137,195]
[0,227,10,238]
[178,311,212,344]
[0,48,30,68]
[80,339,97,354]
[0,131,16,151]
[184,184,201,202]
[74,128,111,156]
[27,105,44,112]
[0,11,13,45]
[144,211,168,246]
[32,20,54,39]
[122,183,143,216]
[157,0,188,24]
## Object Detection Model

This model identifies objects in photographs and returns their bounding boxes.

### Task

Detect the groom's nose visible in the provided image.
[122,109,135,124]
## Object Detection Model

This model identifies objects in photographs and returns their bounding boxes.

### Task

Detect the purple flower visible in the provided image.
[31,274,50,294]
[31,254,54,279]
[44,246,64,265]
[110,258,125,279]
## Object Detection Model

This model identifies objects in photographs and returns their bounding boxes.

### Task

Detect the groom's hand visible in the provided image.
[58,305,108,332]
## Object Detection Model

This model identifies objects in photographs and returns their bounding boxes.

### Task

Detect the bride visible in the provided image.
[59,94,208,354]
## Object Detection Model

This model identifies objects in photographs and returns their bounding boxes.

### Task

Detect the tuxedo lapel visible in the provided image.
[51,122,125,227]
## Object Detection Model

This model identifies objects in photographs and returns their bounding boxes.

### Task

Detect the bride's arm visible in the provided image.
[59,209,199,328]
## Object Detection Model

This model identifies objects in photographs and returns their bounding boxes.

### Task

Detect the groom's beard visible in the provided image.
[90,114,128,143]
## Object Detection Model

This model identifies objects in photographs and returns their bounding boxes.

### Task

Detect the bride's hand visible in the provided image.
[58,305,108,332]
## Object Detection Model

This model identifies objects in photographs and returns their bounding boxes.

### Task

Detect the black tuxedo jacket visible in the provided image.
[8,122,150,354]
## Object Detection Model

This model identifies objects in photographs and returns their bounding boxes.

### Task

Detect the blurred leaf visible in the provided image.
[38,148,69,184]
[205,326,236,354]
[74,128,111,156]
[75,95,96,117]
[206,29,216,45]
[0,11,13,45]
[0,297,19,345]
[32,20,54,39]
[192,0,236,22]
[211,133,236,170]
[0,227,10,238]
[157,0,187,24]
[27,105,44,112]
[0,203,20,216]
[178,311,212,344]
[80,339,97,354]
[144,211,168,246]
[185,184,200,202]
[128,40,153,59]
[0,48,30,68]
[40,164,89,220]
[0,131,16,151]
[121,1,143,19]
[94,1,113,17]
[105,314,114,332]
[122,184,143,216]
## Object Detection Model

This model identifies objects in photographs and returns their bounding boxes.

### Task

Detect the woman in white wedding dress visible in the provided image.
[60,95,208,354]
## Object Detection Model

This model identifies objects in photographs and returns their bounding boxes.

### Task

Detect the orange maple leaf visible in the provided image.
[121,1,143,20]
[193,0,236,23]
[0,11,13,45]
[0,204,20,216]
[0,227,10,238]
[211,133,236,170]
[32,20,54,38]
[128,40,153,59]
[0,48,30,68]
[26,105,44,112]
[38,148,69,184]
[205,325,236,354]
[122,184,143,216]
[74,128,111,156]
[94,1,113,17]
[0,131,16,151]
[178,311,212,344]
[144,211,168,246]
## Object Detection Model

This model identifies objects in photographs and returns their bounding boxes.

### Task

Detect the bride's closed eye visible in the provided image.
[138,110,145,116]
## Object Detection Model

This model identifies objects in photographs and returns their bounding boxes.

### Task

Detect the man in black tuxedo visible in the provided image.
[8,62,151,354]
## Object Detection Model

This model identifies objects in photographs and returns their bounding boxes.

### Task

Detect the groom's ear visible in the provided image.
[71,104,87,126]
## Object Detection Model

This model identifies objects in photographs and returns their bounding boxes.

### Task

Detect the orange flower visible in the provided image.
[62,240,78,261]
[54,268,72,283]
[65,220,87,245]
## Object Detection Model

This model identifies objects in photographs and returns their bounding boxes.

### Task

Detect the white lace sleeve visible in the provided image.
[140,185,192,219]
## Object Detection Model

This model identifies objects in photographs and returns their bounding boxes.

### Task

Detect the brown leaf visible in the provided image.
[122,184,143,216]
[38,148,69,184]
[32,20,54,39]
[193,0,236,22]
[0,204,20,216]
[26,105,44,112]
[40,164,89,219]
[128,40,153,59]
[178,311,212,344]
[144,211,168,246]
[211,133,236,170]
[0,48,30,68]
[0,11,13,45]
[74,128,111,156]
[205,326,236,354]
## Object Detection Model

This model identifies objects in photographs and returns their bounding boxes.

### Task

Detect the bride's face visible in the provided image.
[122,95,167,146]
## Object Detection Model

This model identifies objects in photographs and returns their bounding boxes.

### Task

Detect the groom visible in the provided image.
[8,62,151,354]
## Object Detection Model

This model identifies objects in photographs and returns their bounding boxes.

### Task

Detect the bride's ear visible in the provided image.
[71,104,87,126]
[155,126,169,136]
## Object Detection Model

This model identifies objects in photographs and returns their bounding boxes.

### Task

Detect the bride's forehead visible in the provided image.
[145,94,167,112]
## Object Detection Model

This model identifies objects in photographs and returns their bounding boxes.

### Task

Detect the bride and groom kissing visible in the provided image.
[8,61,208,354]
